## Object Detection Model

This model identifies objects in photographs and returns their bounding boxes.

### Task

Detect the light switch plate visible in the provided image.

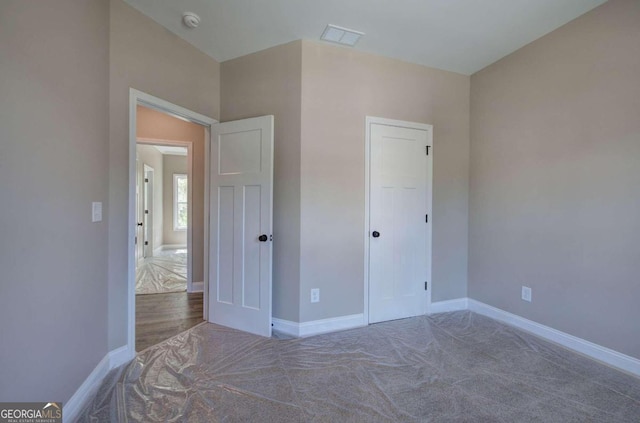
[92,202,102,222]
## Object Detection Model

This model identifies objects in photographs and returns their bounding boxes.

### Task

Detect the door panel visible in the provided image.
[369,123,432,324]
[210,116,273,337]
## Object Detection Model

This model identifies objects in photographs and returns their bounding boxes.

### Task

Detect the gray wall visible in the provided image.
[136,145,164,250]
[0,0,109,402]
[469,0,640,359]
[221,40,470,323]
[221,41,303,322]
[108,0,220,349]
[163,155,188,246]
[300,41,470,322]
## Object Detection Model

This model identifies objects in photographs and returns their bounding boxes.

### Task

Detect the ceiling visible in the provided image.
[123,0,606,75]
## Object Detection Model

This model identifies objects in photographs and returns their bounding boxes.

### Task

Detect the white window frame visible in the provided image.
[173,173,188,231]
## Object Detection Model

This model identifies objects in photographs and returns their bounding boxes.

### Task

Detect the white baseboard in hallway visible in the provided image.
[429,298,468,314]
[273,313,366,338]
[190,281,204,293]
[63,345,134,423]
[161,244,187,250]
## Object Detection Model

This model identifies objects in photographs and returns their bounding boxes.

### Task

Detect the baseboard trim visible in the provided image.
[467,299,640,377]
[63,345,134,423]
[273,313,366,338]
[108,344,135,369]
[272,318,299,337]
[161,244,186,250]
[429,298,468,314]
[189,281,204,293]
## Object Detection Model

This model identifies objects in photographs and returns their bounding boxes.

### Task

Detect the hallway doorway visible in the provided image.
[133,104,207,351]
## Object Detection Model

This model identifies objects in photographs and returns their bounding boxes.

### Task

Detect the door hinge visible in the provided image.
[425,281,428,291]
[426,146,431,156]
[425,214,428,223]
[145,178,149,183]
[144,241,148,246]
[145,210,149,214]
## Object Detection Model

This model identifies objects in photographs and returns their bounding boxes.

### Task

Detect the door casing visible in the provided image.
[364,116,433,325]
[128,89,217,354]
[142,164,154,257]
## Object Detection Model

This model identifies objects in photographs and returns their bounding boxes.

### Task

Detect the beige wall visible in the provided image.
[221,40,470,323]
[137,105,205,283]
[109,0,220,349]
[300,41,470,322]
[469,0,640,359]
[221,41,303,322]
[162,155,188,246]
[136,144,164,250]
[0,0,109,402]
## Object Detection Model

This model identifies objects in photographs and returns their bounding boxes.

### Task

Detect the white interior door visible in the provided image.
[209,115,274,337]
[143,165,154,258]
[368,121,432,324]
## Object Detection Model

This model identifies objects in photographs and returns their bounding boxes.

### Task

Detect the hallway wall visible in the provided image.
[108,0,220,349]
[0,0,109,403]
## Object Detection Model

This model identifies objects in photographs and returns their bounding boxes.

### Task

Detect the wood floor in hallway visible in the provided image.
[135,291,204,352]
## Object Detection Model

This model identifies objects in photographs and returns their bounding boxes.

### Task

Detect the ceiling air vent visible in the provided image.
[320,24,364,47]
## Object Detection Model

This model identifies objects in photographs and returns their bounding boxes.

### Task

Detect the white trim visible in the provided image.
[467,299,640,377]
[364,116,433,325]
[63,355,109,423]
[159,244,187,250]
[108,344,135,369]
[272,314,366,338]
[129,89,217,354]
[191,281,204,293]
[142,164,154,257]
[429,297,469,314]
[63,345,134,423]
[271,318,299,337]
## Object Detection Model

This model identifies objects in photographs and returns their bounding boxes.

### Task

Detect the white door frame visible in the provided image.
[363,116,433,325]
[142,164,154,257]
[137,137,195,291]
[128,88,217,352]
[135,158,144,264]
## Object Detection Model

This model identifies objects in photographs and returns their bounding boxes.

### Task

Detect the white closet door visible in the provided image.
[369,122,432,324]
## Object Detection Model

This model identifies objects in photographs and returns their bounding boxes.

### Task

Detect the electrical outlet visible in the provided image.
[310,288,320,303]
[522,286,532,302]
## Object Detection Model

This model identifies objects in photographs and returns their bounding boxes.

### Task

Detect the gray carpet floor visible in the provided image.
[79,311,640,422]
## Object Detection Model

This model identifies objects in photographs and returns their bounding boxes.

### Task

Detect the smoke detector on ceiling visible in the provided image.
[320,24,364,47]
[182,12,201,29]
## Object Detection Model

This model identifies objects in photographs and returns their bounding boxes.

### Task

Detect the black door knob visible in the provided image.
[372,231,380,238]
[137,222,143,226]
[258,234,268,242]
